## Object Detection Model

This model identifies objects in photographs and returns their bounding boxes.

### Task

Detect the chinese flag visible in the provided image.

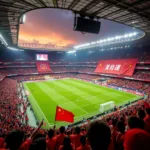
[55,106,74,123]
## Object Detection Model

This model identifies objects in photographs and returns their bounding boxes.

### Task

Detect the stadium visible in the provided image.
[0,1,150,150]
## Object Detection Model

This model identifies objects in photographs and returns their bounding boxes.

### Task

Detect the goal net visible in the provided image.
[99,101,115,113]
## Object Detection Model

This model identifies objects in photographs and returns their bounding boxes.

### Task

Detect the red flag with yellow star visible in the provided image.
[55,106,74,123]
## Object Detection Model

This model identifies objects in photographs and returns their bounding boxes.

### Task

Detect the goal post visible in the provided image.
[99,101,115,113]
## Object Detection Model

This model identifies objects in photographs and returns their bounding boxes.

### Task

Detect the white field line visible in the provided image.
[25,85,52,127]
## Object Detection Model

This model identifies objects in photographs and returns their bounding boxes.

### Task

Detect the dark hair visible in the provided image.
[145,108,150,115]
[128,116,145,129]
[62,136,72,150]
[80,135,86,146]
[112,118,118,127]
[87,121,111,150]
[75,127,81,134]
[29,137,46,150]
[117,121,125,133]
[137,109,146,120]
[32,133,45,141]
[5,130,24,150]
[48,129,54,138]
[60,126,65,134]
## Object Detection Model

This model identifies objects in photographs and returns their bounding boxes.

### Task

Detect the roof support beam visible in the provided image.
[90,4,110,16]
[20,0,38,9]
[68,0,80,9]
[35,0,47,7]
[102,9,123,18]
[103,0,149,18]
[131,0,149,7]
[53,0,58,7]
[0,2,28,10]
[80,0,102,13]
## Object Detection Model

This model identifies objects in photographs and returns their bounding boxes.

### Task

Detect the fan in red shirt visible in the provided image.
[2,121,44,150]
[0,137,4,148]
[114,121,126,150]
[124,128,150,150]
[70,127,82,149]
[144,108,150,126]
[46,129,56,150]
[76,135,91,150]
[87,120,111,150]
[59,136,74,150]
[144,108,150,133]
[56,126,66,150]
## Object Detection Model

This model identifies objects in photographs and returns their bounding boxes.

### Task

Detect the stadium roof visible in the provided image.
[0,0,150,47]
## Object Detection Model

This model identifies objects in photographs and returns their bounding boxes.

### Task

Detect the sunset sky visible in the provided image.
[18,8,137,50]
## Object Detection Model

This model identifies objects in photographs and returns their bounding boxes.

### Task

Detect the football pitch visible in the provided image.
[23,78,142,128]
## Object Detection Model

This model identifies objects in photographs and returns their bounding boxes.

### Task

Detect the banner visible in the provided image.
[95,59,137,76]
[36,61,51,73]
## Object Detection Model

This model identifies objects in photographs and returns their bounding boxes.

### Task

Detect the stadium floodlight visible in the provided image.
[73,31,142,50]
[133,32,137,36]
[106,38,111,42]
[23,15,26,23]
[91,41,97,45]
[7,47,18,51]
[67,50,76,54]
[0,34,8,46]
[124,34,129,38]
[115,36,121,39]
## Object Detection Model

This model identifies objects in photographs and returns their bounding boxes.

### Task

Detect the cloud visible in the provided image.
[18,8,136,50]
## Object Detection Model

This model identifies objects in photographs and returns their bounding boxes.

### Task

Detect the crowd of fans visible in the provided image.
[0,62,150,150]
[107,79,150,95]
[51,66,95,73]
[133,70,150,80]
[0,74,150,150]
[1,63,150,82]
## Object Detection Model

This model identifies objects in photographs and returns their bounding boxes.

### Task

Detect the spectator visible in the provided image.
[124,128,150,150]
[59,136,74,150]
[56,126,66,150]
[76,135,90,150]
[0,135,5,148]
[127,116,145,129]
[70,127,81,149]
[144,108,150,133]
[46,129,56,150]
[137,109,146,120]
[144,108,150,126]
[29,137,46,150]
[87,120,111,150]
[5,130,24,150]
[115,121,125,150]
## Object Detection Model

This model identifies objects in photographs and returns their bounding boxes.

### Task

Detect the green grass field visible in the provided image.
[23,78,142,128]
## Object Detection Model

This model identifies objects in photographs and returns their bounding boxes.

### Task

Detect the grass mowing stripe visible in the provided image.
[64,79,141,103]
[61,79,107,98]
[26,82,58,124]
[23,79,143,128]
[24,83,51,128]
[71,79,138,97]
[46,81,89,114]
